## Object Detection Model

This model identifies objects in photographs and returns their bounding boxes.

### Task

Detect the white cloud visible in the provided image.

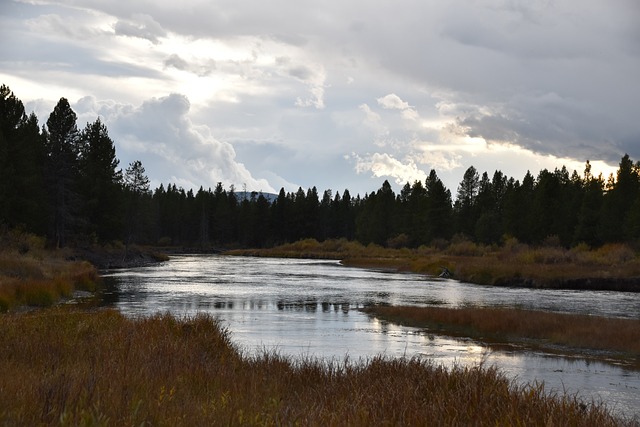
[377,94,411,111]
[354,152,428,186]
[74,93,275,192]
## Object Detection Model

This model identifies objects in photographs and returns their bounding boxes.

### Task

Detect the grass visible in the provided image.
[361,305,640,367]
[226,238,640,290]
[0,230,101,311]
[0,308,633,426]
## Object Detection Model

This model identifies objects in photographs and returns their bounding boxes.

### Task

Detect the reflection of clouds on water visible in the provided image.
[104,254,640,419]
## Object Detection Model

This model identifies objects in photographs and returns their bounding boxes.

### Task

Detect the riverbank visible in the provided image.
[0,234,100,312]
[361,305,640,369]
[225,238,640,292]
[1,308,633,426]
[0,229,167,311]
[72,244,169,269]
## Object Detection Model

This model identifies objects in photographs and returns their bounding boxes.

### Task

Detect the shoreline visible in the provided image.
[340,257,640,292]
[224,239,640,293]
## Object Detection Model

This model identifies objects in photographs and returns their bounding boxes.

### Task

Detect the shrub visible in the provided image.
[446,240,483,256]
[595,244,636,265]
[387,233,410,249]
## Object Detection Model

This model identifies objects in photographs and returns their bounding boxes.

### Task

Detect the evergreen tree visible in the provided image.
[424,170,453,242]
[406,180,428,245]
[270,187,291,243]
[600,154,639,242]
[318,189,336,240]
[454,166,479,237]
[0,85,26,224]
[0,86,47,233]
[304,187,320,239]
[531,169,561,243]
[356,180,396,245]
[44,98,81,247]
[520,171,536,242]
[78,118,123,242]
[338,189,355,240]
[123,160,151,244]
[574,161,604,246]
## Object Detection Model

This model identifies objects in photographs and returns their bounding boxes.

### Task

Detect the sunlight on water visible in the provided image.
[102,254,640,419]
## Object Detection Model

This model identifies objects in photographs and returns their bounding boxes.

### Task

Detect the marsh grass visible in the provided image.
[0,230,100,311]
[0,309,631,426]
[362,305,640,363]
[229,238,640,289]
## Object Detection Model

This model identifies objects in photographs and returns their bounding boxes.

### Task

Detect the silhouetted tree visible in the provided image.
[123,160,151,244]
[454,166,479,237]
[0,86,47,233]
[45,98,81,247]
[425,169,453,242]
[574,161,604,246]
[600,154,640,242]
[78,118,122,242]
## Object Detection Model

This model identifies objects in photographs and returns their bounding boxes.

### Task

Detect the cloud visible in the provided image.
[163,54,216,77]
[26,13,108,40]
[3,0,638,196]
[377,93,419,121]
[114,13,166,44]
[377,94,411,111]
[74,93,275,192]
[353,152,427,186]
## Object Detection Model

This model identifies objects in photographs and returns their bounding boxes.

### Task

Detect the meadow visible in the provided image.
[0,309,633,426]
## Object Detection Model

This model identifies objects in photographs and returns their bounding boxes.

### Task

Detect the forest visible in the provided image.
[2,84,640,250]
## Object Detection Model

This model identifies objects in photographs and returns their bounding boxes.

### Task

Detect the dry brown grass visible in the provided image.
[362,305,640,363]
[0,230,100,311]
[233,238,640,290]
[0,309,631,426]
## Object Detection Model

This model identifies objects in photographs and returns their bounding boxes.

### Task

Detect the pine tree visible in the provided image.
[454,166,479,237]
[44,98,81,247]
[0,86,47,233]
[574,161,604,245]
[123,160,151,244]
[425,169,453,242]
[79,118,123,242]
[600,154,639,242]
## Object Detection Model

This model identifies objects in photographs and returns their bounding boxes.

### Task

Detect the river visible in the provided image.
[102,254,640,419]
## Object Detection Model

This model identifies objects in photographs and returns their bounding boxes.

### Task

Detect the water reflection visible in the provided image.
[102,254,640,419]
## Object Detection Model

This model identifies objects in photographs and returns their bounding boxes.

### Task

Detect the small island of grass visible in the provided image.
[360,305,640,369]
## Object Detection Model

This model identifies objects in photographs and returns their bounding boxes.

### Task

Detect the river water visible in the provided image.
[102,254,640,419]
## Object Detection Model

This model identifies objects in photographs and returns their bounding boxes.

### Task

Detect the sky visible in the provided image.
[1,0,638,197]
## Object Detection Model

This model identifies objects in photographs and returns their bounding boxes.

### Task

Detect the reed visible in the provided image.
[0,309,632,426]
[361,305,640,361]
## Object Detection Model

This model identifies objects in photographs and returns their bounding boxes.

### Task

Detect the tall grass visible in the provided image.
[0,309,631,426]
[0,230,100,311]
[362,305,640,363]
[229,238,640,290]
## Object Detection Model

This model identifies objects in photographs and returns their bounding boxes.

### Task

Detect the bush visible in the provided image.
[387,234,410,249]
[594,244,636,265]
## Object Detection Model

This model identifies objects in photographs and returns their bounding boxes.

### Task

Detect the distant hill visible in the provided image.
[234,191,279,203]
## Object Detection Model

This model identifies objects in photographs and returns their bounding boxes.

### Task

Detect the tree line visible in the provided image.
[2,84,639,250]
